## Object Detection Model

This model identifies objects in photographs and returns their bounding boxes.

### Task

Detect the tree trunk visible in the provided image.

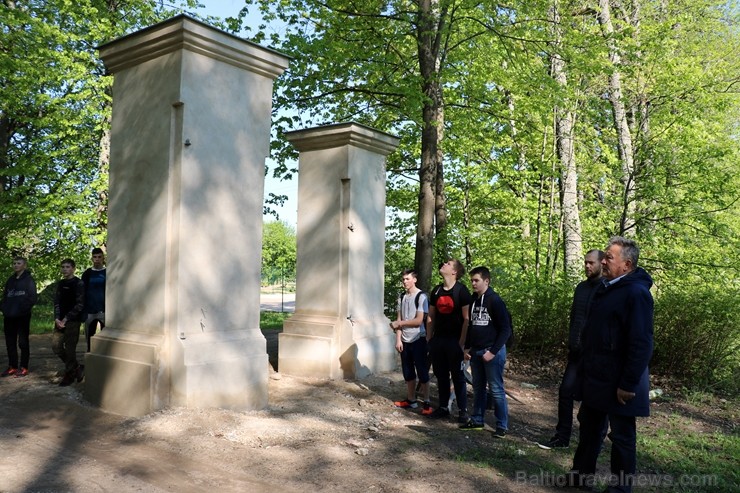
[598,0,636,234]
[505,89,531,270]
[551,0,583,277]
[414,0,446,291]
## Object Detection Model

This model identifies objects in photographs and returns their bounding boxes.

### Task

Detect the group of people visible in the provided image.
[391,236,654,493]
[0,248,107,386]
[391,259,510,438]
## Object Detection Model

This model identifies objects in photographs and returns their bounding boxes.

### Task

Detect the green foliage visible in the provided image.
[261,220,296,286]
[262,0,739,391]
[652,285,740,394]
[497,273,574,358]
[0,1,205,283]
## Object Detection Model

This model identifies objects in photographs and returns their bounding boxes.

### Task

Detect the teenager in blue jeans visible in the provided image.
[459,266,510,438]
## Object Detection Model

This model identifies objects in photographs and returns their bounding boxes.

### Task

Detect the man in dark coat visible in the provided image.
[568,236,654,493]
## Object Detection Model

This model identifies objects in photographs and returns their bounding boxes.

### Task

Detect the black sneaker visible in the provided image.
[75,364,85,383]
[459,420,485,430]
[457,411,469,424]
[493,428,507,438]
[59,373,74,387]
[428,407,450,419]
[537,436,569,450]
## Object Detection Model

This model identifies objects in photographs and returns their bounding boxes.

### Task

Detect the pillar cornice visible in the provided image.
[286,122,400,156]
[99,14,289,79]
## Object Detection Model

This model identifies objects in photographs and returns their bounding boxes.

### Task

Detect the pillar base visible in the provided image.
[279,313,338,378]
[173,331,268,410]
[350,316,397,379]
[278,312,395,379]
[86,328,268,416]
[85,329,161,416]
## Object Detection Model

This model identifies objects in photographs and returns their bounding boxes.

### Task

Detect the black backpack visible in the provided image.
[504,304,516,351]
[414,290,431,328]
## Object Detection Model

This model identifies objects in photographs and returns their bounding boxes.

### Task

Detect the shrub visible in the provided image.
[497,274,574,358]
[652,285,740,394]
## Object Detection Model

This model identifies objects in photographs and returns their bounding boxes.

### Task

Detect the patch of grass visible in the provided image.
[456,440,562,477]
[30,303,54,334]
[638,413,740,492]
[260,311,290,331]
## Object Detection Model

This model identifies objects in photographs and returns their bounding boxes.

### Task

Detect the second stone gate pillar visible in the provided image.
[278,123,399,379]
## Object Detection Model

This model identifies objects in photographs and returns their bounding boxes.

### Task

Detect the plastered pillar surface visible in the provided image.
[85,15,289,416]
[279,123,399,379]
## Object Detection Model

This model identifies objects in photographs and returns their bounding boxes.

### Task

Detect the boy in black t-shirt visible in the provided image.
[427,259,473,422]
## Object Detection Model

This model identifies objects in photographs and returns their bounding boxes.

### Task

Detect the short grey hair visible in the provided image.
[607,236,639,267]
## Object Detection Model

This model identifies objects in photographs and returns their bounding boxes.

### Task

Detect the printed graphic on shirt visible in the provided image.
[470,305,491,326]
[436,295,454,314]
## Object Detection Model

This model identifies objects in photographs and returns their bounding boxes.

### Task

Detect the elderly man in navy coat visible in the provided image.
[568,236,654,493]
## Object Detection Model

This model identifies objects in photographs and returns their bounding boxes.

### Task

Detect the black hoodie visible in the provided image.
[1,270,38,318]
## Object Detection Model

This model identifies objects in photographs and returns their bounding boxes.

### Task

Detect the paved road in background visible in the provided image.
[260,292,295,312]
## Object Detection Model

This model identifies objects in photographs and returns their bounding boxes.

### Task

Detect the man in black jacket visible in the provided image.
[0,256,38,377]
[567,237,654,493]
[52,259,85,386]
[538,249,604,450]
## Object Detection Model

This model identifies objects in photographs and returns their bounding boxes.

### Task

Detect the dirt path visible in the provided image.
[0,334,734,493]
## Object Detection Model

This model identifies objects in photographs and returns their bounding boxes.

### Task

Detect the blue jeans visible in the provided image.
[470,345,508,429]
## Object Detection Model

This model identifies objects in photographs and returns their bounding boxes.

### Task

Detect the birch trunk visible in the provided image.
[551,0,583,277]
[598,0,636,234]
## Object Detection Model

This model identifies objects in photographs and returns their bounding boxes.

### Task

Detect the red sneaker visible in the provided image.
[421,402,434,416]
[1,367,17,377]
[15,367,29,377]
[393,399,419,409]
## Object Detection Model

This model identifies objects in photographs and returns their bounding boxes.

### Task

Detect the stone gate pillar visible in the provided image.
[278,123,399,379]
[85,15,289,416]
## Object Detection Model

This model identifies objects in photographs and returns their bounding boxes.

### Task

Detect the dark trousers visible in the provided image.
[555,356,580,442]
[3,314,31,369]
[429,337,467,412]
[572,403,637,493]
[85,313,105,352]
[52,321,81,373]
